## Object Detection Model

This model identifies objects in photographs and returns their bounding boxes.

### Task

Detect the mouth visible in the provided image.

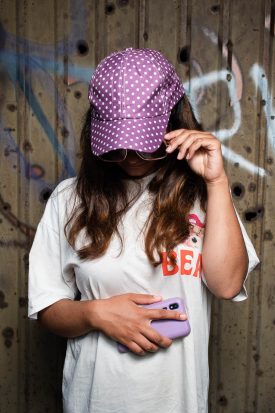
[123,162,145,167]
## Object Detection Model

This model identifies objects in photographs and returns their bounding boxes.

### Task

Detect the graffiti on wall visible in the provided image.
[0,4,272,248]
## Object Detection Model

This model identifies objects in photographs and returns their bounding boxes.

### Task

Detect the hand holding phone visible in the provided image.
[117,297,190,353]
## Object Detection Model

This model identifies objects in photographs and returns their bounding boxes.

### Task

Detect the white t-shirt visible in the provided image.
[28,172,260,413]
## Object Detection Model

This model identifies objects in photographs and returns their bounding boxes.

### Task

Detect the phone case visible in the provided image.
[117,296,191,353]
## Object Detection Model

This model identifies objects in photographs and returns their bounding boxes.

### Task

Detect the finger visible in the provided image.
[165,131,210,154]
[186,137,221,160]
[141,326,172,349]
[126,340,147,356]
[133,333,160,352]
[165,129,211,141]
[128,293,163,305]
[185,139,205,160]
[176,133,201,159]
[164,128,185,140]
[144,308,188,321]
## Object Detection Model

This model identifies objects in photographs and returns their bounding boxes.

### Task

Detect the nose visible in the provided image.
[126,150,139,160]
[123,150,145,165]
[191,237,197,243]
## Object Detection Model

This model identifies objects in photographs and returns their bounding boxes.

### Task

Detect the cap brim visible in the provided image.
[90,112,171,156]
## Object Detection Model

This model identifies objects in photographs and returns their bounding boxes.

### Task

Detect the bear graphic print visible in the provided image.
[161,213,205,278]
[184,214,205,250]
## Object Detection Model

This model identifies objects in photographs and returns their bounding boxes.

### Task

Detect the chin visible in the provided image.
[119,164,152,176]
[118,159,163,178]
[122,168,148,177]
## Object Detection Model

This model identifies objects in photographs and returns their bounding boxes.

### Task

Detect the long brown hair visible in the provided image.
[65,94,207,266]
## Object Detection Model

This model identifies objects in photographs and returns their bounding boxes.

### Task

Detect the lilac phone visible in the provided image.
[117,296,191,353]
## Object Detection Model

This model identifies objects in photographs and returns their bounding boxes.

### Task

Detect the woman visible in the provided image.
[28,48,259,413]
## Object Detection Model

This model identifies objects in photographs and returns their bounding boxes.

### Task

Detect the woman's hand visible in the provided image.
[164,129,227,184]
[88,293,187,356]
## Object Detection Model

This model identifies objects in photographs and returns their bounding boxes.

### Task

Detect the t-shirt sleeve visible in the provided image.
[28,180,79,320]
[229,204,260,302]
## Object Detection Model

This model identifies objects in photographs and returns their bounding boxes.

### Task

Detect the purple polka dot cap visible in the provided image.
[88,47,185,156]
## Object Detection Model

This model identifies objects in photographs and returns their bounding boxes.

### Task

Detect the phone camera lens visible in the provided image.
[169,303,179,310]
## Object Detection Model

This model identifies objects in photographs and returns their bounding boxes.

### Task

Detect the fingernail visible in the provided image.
[166,146,172,152]
[153,295,162,300]
[180,314,187,320]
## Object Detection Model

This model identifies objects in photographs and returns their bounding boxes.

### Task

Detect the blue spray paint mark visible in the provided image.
[1,50,75,176]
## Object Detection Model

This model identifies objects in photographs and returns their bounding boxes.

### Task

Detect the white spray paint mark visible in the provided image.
[222,146,266,177]
[184,69,241,141]
[183,70,266,176]
[250,63,275,149]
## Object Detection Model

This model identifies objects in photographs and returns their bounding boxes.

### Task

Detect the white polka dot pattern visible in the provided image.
[88,47,185,156]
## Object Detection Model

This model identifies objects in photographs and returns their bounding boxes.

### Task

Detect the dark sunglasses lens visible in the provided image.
[99,149,126,162]
[138,142,167,160]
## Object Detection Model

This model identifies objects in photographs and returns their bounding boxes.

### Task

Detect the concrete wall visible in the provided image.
[0,0,273,411]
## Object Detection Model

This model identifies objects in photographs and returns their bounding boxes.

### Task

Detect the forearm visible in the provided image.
[202,175,248,299]
[38,298,97,338]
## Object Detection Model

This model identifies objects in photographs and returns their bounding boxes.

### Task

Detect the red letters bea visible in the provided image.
[161,249,202,278]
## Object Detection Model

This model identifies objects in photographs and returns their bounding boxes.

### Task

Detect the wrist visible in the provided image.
[205,173,229,188]
[85,299,103,332]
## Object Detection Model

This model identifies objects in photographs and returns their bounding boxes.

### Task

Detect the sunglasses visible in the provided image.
[98,141,169,162]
